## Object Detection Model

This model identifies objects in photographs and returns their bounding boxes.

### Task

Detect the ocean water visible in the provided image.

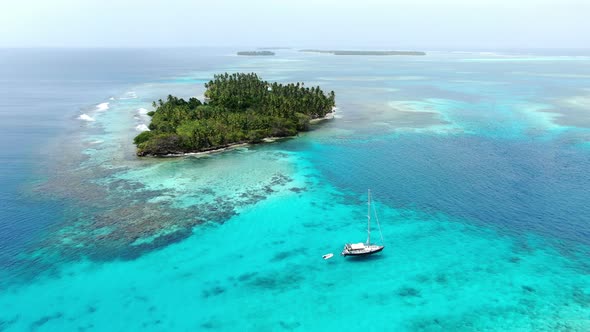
[1,48,590,331]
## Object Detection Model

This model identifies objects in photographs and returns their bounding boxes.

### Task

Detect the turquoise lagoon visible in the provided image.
[1,49,590,331]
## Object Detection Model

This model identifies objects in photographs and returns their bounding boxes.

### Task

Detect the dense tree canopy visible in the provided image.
[134,73,336,156]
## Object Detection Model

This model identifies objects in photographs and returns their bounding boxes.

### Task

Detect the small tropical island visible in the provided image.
[134,73,336,156]
[300,49,426,56]
[237,51,275,56]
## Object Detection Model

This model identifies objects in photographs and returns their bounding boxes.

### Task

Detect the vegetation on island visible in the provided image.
[134,73,336,156]
[300,49,426,56]
[237,51,275,56]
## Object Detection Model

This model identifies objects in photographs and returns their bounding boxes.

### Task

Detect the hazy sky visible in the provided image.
[1,0,588,49]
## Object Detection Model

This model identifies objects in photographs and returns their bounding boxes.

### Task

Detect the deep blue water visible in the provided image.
[312,135,590,245]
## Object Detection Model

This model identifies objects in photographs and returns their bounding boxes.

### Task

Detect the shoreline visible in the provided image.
[158,142,251,158]
[145,112,336,158]
[310,109,336,123]
[154,137,290,158]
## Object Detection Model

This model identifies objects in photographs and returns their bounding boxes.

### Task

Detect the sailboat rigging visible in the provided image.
[341,189,385,256]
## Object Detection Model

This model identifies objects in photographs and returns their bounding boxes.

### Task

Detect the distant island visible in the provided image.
[300,49,426,56]
[237,51,275,56]
[134,73,336,156]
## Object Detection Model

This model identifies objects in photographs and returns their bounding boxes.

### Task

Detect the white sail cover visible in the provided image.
[350,243,365,250]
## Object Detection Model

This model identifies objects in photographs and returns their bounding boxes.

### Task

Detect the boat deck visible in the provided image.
[341,244,384,256]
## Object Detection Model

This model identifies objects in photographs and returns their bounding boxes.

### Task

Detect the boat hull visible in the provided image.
[341,245,384,256]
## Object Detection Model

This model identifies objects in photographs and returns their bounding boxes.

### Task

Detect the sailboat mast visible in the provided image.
[367,189,371,244]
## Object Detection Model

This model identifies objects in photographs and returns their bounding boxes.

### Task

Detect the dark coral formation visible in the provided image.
[271,251,294,262]
[48,178,287,262]
[397,286,422,298]
[202,285,226,298]
[247,269,305,290]
[0,316,19,330]
[435,273,448,284]
[19,156,296,284]
[289,187,306,193]
[279,320,301,330]
[236,272,258,282]
[572,287,590,307]
[30,312,63,330]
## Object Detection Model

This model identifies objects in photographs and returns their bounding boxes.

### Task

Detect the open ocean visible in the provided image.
[1,48,590,331]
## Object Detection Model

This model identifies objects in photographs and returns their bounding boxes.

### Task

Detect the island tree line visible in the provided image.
[134,73,335,156]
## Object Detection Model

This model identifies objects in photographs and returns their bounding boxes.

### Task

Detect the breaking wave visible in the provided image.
[135,124,150,132]
[120,91,137,100]
[78,114,95,122]
[96,102,109,111]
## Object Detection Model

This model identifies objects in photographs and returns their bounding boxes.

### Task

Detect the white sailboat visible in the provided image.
[341,189,385,256]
